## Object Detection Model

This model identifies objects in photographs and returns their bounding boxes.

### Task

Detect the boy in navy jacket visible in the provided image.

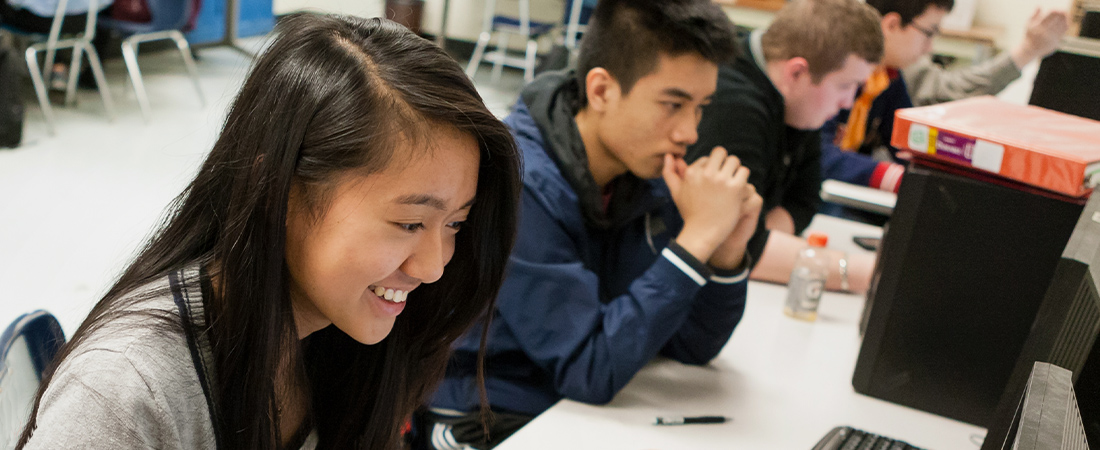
[420,1,760,448]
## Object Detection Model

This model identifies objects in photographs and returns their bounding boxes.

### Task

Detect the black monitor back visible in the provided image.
[853,164,1085,427]
[1029,37,1100,122]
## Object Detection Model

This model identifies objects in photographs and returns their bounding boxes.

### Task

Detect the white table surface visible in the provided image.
[496,215,988,450]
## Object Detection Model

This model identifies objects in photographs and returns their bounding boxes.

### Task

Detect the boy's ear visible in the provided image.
[881,11,904,33]
[783,57,811,85]
[584,68,621,113]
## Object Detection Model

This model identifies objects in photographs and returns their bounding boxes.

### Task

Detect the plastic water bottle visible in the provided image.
[784,233,829,321]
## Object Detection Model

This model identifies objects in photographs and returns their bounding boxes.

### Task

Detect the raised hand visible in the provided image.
[1013,9,1070,68]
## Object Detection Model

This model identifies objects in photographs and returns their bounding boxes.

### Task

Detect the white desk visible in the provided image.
[820,180,897,216]
[497,215,988,450]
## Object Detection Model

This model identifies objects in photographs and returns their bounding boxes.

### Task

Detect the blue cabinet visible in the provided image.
[186,0,275,45]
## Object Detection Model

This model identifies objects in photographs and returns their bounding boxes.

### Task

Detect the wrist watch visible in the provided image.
[838,254,851,292]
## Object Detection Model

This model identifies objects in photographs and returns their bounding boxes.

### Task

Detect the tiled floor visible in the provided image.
[0,34,527,334]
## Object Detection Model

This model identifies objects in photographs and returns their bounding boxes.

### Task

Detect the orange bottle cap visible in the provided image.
[807,233,828,247]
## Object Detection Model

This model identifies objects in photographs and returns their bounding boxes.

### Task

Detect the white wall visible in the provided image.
[972,0,1076,103]
[421,0,567,40]
[973,0,1075,50]
[272,0,1078,51]
[273,0,565,43]
[273,0,385,18]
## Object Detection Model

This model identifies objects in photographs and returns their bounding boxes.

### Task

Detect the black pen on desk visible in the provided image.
[654,415,730,426]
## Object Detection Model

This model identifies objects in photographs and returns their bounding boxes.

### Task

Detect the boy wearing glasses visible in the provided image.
[821,0,1070,206]
[904,9,1069,107]
[819,0,953,198]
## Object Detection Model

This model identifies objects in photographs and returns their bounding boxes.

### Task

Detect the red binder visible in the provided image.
[891,96,1100,198]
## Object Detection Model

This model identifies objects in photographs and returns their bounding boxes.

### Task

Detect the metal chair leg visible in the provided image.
[465,31,492,79]
[168,31,205,108]
[490,32,509,85]
[467,0,497,80]
[41,0,67,81]
[120,37,150,122]
[524,39,538,82]
[63,44,82,107]
[81,42,115,121]
[25,47,56,135]
[565,0,584,50]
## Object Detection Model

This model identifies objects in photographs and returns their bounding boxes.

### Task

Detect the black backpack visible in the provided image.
[534,44,571,77]
[0,37,25,148]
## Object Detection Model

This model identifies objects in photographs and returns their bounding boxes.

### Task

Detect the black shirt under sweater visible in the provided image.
[688,37,822,262]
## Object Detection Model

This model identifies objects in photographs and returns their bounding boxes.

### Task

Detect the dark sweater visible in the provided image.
[688,37,822,261]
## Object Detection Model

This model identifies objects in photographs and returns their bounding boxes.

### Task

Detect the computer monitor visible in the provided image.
[984,362,1090,450]
[981,190,1100,447]
[1029,37,1100,122]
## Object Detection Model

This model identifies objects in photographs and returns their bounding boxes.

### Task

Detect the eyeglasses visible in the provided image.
[908,22,940,40]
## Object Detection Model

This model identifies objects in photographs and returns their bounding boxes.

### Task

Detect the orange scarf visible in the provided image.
[837,67,892,152]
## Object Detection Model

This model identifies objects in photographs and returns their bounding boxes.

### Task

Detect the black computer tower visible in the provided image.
[853,164,1085,427]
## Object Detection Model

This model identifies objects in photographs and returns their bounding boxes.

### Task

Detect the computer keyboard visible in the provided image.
[811,426,925,450]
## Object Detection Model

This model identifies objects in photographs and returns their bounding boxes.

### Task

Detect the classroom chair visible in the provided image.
[0,310,66,448]
[100,0,206,122]
[2,0,115,135]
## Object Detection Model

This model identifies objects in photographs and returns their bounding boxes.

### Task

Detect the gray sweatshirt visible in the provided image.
[21,267,317,449]
[903,52,1023,106]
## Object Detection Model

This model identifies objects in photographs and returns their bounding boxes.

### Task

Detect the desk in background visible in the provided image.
[938,25,1003,63]
[496,215,987,450]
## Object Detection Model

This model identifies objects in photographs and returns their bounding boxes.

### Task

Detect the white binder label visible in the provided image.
[908,124,932,153]
[971,140,1005,173]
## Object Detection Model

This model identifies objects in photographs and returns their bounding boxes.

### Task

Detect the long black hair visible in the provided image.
[18,14,520,450]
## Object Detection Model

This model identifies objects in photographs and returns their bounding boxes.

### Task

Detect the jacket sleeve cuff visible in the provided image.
[869,162,905,193]
[663,240,713,286]
[992,51,1024,87]
[709,254,751,284]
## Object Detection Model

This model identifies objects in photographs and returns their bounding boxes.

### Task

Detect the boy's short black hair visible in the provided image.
[575,0,739,106]
[866,0,955,26]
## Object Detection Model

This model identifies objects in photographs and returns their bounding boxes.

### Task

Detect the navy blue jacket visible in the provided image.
[431,72,749,417]
[820,74,913,186]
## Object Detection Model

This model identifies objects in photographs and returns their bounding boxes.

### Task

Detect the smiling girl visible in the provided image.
[16,14,520,450]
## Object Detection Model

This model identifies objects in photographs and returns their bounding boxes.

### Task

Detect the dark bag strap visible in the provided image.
[0,38,25,149]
